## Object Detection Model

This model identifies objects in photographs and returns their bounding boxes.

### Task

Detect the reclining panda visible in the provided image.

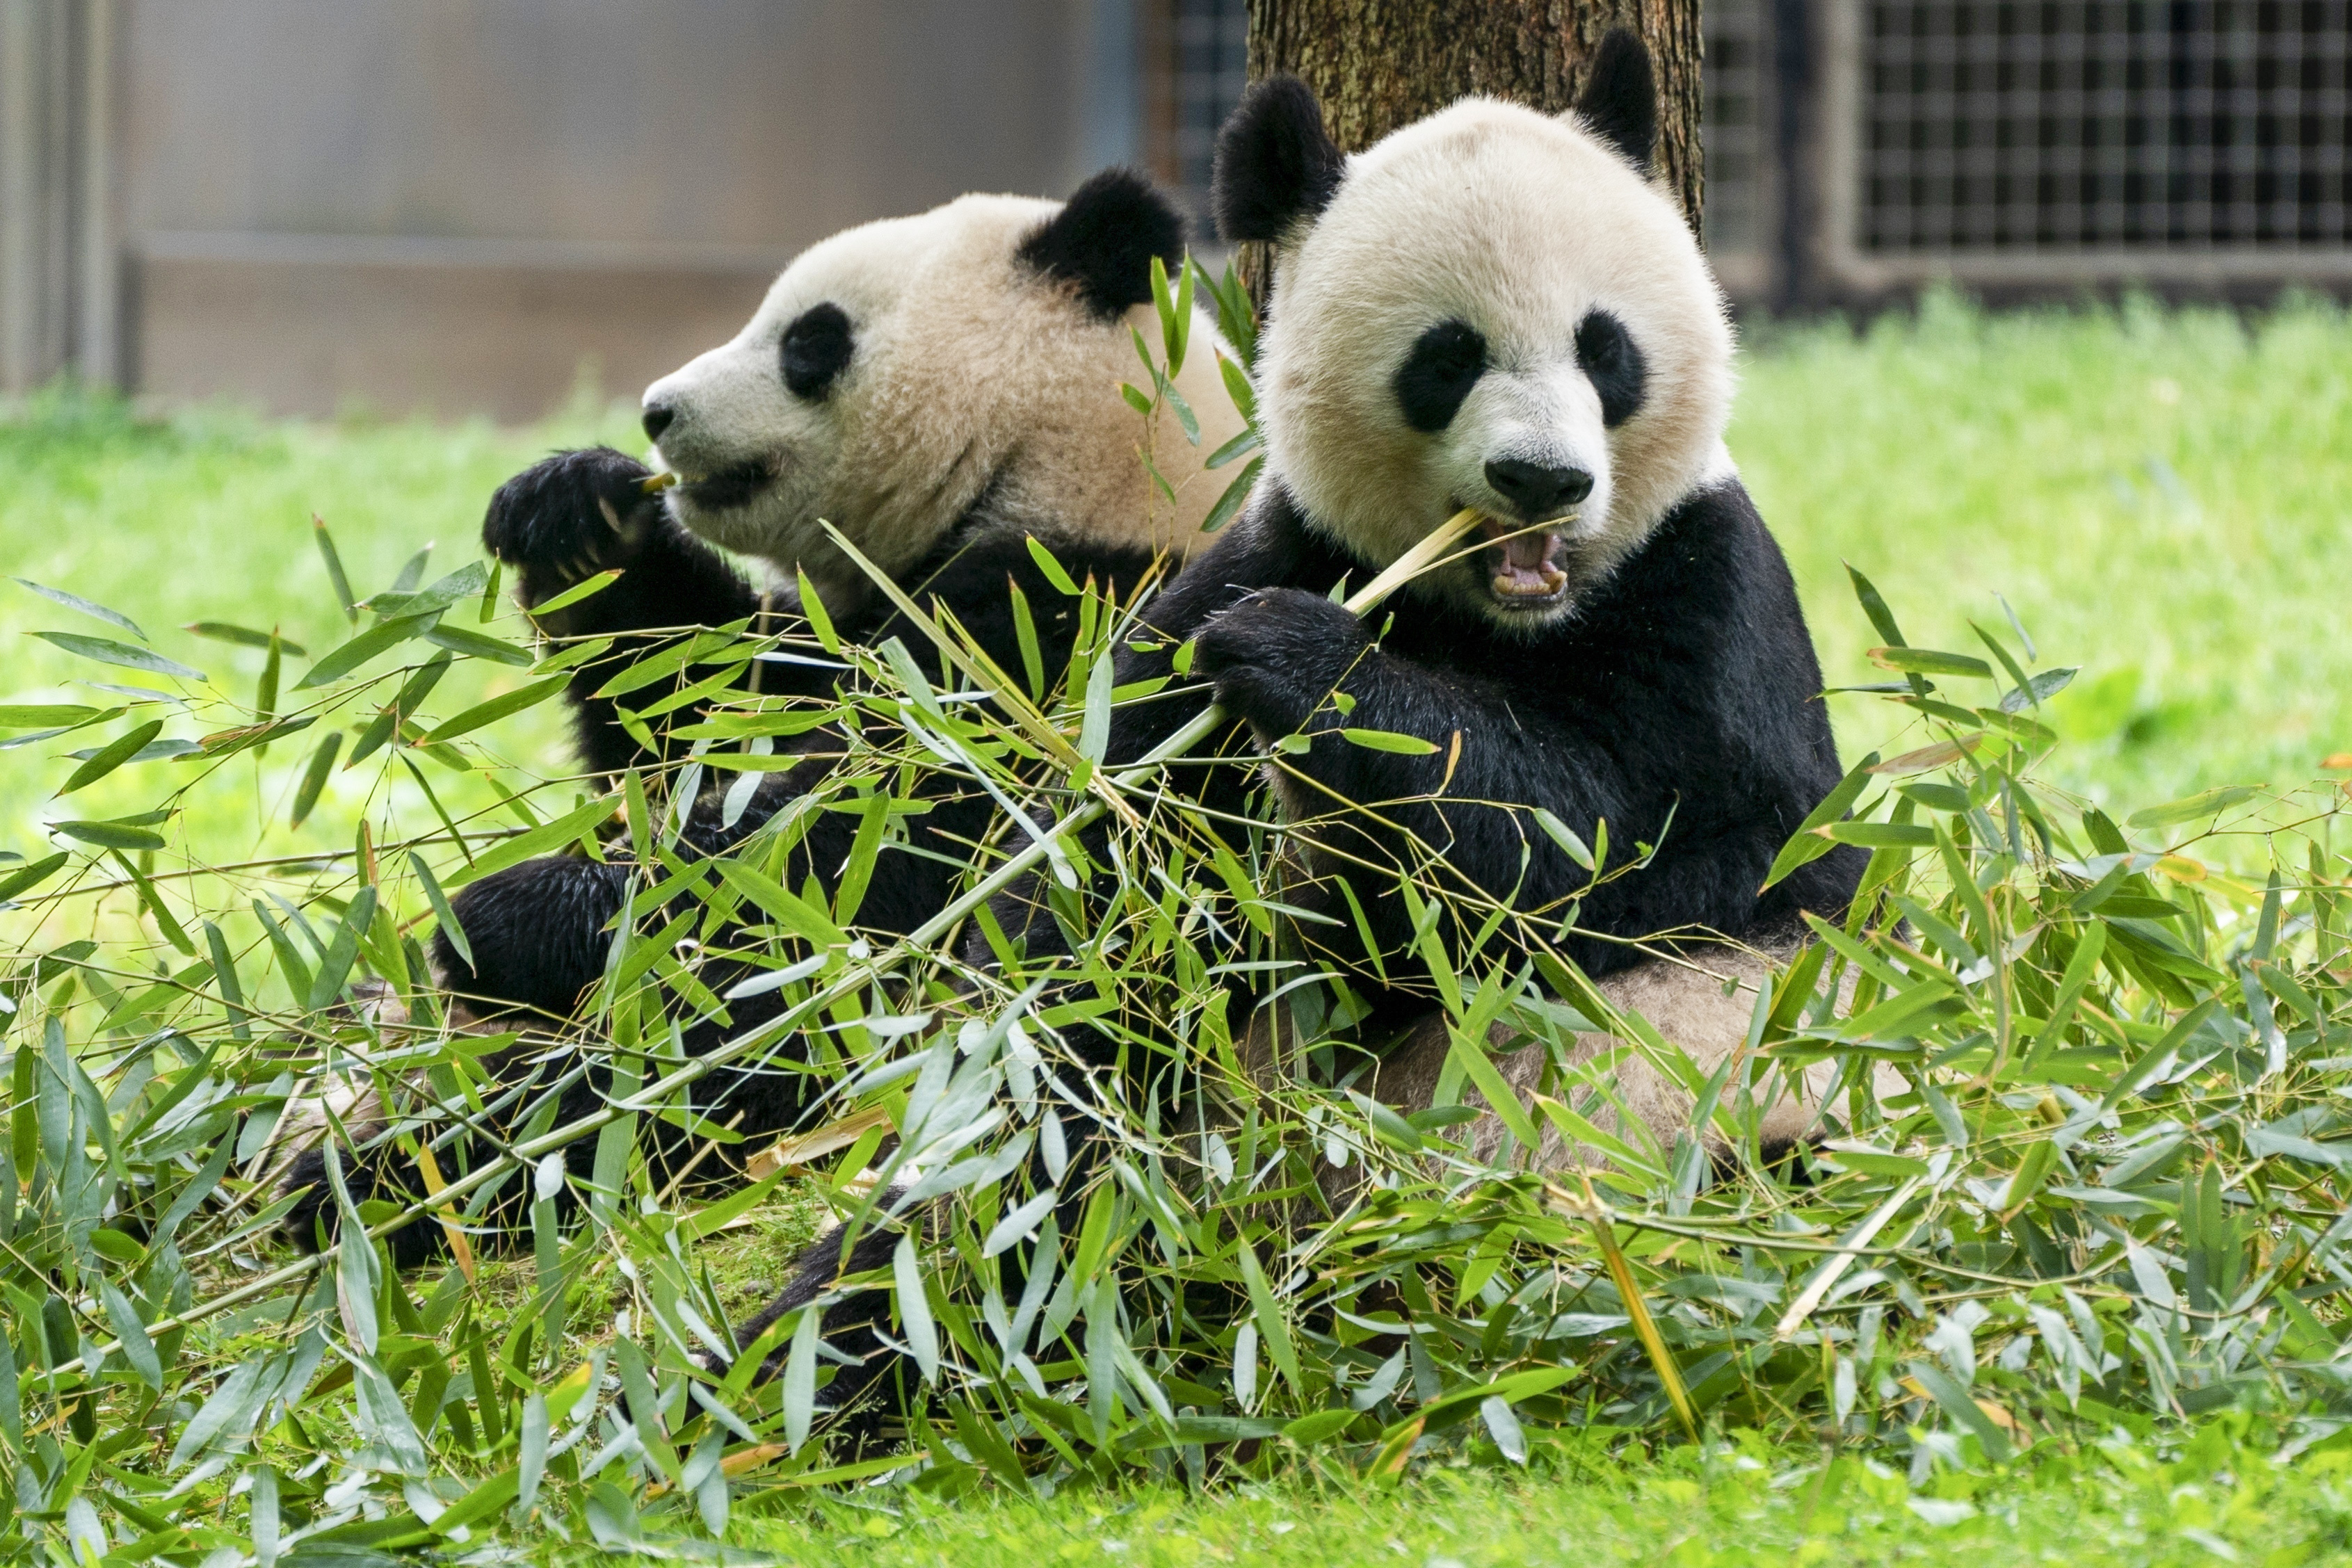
[721,30,1868,1433]
[281,170,1244,1263]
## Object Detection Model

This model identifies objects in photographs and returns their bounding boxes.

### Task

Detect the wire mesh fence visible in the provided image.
[1126,0,2352,298]
[1862,0,2352,254]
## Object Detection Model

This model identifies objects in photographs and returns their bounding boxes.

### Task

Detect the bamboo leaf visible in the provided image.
[451,793,617,884]
[100,1282,161,1388]
[1531,807,1595,871]
[422,622,531,665]
[416,673,570,745]
[1816,821,1936,848]
[1868,646,1994,679]
[305,886,378,1011]
[14,577,145,639]
[185,620,305,656]
[408,850,472,969]
[315,516,357,621]
[53,815,168,851]
[2127,784,2263,832]
[783,1307,821,1453]
[1025,535,1081,596]
[32,631,207,682]
[1216,346,1257,421]
[1447,1029,1541,1150]
[1764,750,1880,889]
[0,704,99,728]
[1204,425,1260,470]
[59,719,164,793]
[1235,1240,1301,1396]
[1201,455,1263,534]
[0,851,70,903]
[295,613,438,690]
[290,729,343,827]
[1339,727,1438,754]
[895,1234,940,1382]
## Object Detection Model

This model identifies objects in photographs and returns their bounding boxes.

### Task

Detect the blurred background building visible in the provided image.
[1,0,2346,418]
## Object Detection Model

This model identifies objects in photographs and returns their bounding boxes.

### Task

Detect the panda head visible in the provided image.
[641,171,1239,617]
[1213,31,1734,631]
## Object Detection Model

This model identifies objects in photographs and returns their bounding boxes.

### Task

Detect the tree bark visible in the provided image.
[1245,0,1704,229]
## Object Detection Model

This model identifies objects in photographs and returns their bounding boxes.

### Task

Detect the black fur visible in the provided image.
[723,38,1846,1428]
[284,168,1201,1275]
[1394,318,1488,433]
[433,855,635,1023]
[478,446,764,777]
[782,302,855,399]
[1576,29,1659,173]
[1015,168,1186,320]
[1575,309,1648,428]
[1211,73,1346,244]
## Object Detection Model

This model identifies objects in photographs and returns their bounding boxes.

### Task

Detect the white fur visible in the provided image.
[643,195,1245,620]
[1256,99,1736,629]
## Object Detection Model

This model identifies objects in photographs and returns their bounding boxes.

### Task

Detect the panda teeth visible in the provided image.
[1481,520,1568,600]
[1490,563,1568,599]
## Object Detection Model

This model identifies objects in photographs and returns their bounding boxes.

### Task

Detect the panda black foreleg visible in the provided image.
[1192,586,1766,980]
[281,1144,445,1270]
[711,1030,1143,1449]
[483,447,766,777]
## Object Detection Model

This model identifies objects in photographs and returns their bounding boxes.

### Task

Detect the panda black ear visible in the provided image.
[1211,73,1345,244]
[1017,168,1187,321]
[1574,29,1657,173]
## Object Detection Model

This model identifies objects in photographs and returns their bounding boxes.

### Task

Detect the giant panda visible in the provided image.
[715,32,1870,1439]
[280,170,1244,1265]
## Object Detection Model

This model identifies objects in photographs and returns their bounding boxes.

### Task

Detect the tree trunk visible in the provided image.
[1245,0,1704,229]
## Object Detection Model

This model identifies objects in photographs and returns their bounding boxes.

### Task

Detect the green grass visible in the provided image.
[1737,291,2352,808]
[716,1423,2352,1565]
[0,389,642,882]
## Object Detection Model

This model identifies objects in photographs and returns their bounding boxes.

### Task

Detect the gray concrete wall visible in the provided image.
[4,0,1142,417]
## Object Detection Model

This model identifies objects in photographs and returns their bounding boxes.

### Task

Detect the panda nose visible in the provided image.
[641,401,676,444]
[1483,458,1593,522]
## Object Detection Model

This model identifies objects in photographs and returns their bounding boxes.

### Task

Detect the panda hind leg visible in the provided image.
[710,1216,911,1455]
[279,1145,446,1270]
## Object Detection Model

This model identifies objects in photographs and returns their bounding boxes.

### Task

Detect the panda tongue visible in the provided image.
[1488,525,1565,597]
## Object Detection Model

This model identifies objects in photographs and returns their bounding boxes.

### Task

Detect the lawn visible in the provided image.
[5,296,2351,1562]
[723,1424,2352,1566]
[1739,292,2352,807]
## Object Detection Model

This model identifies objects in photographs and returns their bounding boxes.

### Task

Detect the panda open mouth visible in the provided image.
[1478,515,1569,606]
[677,460,776,512]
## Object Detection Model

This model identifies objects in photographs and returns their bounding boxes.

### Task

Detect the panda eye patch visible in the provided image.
[781,303,854,400]
[1394,318,1487,433]
[1574,309,1647,428]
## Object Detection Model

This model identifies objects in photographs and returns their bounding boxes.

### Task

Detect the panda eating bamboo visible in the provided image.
[278,170,1246,1263]
[718,31,1871,1438]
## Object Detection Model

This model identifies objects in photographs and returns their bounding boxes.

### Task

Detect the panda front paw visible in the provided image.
[482,446,662,605]
[1193,588,1369,738]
